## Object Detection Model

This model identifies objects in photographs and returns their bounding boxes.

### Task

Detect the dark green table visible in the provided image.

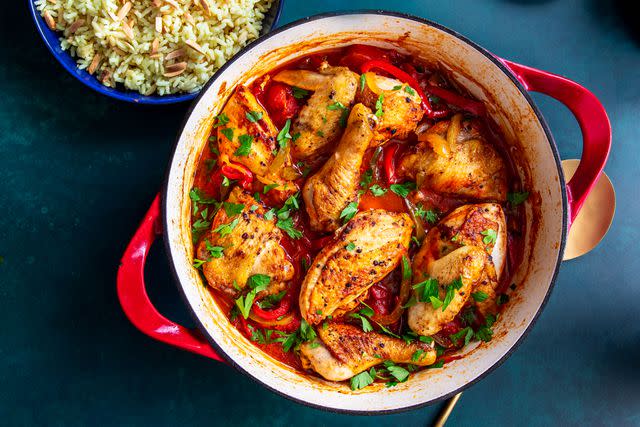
[2,1,638,425]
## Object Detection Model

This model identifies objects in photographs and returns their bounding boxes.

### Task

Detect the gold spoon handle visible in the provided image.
[432,392,462,427]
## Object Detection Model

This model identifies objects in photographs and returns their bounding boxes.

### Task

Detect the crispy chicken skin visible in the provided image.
[357,75,424,146]
[398,118,507,201]
[299,323,436,381]
[407,204,506,334]
[299,210,413,325]
[273,65,359,160]
[408,246,488,336]
[197,188,294,297]
[303,103,376,232]
[217,85,279,176]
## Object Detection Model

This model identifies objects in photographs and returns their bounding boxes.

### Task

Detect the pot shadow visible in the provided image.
[500,0,556,5]
[586,0,640,45]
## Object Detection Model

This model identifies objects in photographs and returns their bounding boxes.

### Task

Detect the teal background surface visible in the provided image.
[2,0,639,425]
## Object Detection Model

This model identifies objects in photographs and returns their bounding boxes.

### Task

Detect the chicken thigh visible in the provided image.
[357,73,424,145]
[273,64,359,160]
[300,322,436,382]
[303,103,376,232]
[216,85,279,176]
[196,188,294,297]
[407,203,507,335]
[399,117,507,201]
[299,210,413,325]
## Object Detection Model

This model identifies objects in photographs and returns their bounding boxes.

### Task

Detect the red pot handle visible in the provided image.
[499,59,611,225]
[117,193,223,361]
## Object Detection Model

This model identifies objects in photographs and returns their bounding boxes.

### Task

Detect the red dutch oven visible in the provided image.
[117,12,610,414]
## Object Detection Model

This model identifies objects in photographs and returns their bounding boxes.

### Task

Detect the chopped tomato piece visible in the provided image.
[264,82,300,128]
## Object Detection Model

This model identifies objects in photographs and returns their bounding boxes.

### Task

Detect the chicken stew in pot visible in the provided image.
[189,44,528,390]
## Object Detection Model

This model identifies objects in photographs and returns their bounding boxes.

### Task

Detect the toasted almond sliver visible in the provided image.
[87,54,101,75]
[164,69,186,78]
[99,68,112,84]
[185,40,205,55]
[67,18,85,34]
[164,0,181,9]
[155,16,162,33]
[112,46,127,56]
[199,0,211,16]
[164,62,187,73]
[122,21,134,40]
[43,10,56,30]
[150,37,160,57]
[116,2,132,21]
[152,0,162,7]
[165,48,186,61]
[184,12,195,25]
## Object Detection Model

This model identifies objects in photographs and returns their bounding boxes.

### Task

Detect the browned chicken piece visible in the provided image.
[299,323,436,381]
[273,64,359,160]
[303,103,376,232]
[357,73,424,146]
[299,210,413,325]
[407,204,507,333]
[216,85,279,176]
[196,188,294,297]
[398,116,507,201]
[408,245,488,336]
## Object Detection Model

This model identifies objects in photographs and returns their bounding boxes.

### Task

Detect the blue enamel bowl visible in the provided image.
[28,0,283,104]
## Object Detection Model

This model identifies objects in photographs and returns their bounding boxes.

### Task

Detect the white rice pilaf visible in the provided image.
[35,0,274,95]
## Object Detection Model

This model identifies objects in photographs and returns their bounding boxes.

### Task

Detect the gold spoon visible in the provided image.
[432,161,615,425]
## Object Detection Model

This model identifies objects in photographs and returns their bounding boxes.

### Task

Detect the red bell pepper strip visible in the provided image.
[361,59,440,118]
[251,291,293,320]
[426,85,486,117]
[236,315,253,338]
[221,163,253,190]
[383,143,401,185]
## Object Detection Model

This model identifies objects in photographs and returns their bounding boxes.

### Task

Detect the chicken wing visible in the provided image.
[407,203,506,334]
[196,188,294,297]
[398,117,507,201]
[299,210,413,325]
[299,322,436,381]
[303,103,376,232]
[357,74,424,146]
[273,64,359,160]
[216,85,279,176]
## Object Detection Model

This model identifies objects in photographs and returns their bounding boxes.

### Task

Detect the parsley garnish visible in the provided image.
[345,242,356,251]
[327,101,346,111]
[392,84,402,91]
[359,74,366,92]
[291,86,309,99]
[471,291,489,302]
[402,255,412,281]
[276,217,303,239]
[192,258,207,268]
[403,86,416,96]
[507,191,529,206]
[497,293,510,305]
[360,169,373,189]
[316,130,325,137]
[263,183,279,193]
[245,111,263,123]
[375,93,384,117]
[234,134,253,156]
[481,228,497,245]
[369,184,387,196]
[390,182,416,198]
[213,112,229,128]
[223,202,244,217]
[213,217,240,237]
[441,276,463,311]
[234,274,271,319]
[220,127,234,141]
[413,278,439,303]
[205,240,224,258]
[277,119,292,148]
[450,326,474,347]
[339,201,358,223]
[350,369,375,390]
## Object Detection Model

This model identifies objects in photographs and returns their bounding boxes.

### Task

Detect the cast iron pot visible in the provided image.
[117,11,611,414]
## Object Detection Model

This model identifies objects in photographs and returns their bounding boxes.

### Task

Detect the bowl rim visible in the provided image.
[28,0,284,104]
[161,9,568,414]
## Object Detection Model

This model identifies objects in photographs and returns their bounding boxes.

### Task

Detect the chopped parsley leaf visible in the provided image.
[277,119,292,148]
[213,112,229,128]
[507,191,529,206]
[223,202,244,217]
[234,134,253,157]
[403,86,416,96]
[360,169,373,189]
[245,110,263,123]
[350,370,374,390]
[390,182,416,198]
[213,217,240,237]
[345,242,356,251]
[205,240,224,258]
[327,101,346,110]
[276,217,303,239]
[370,184,387,196]
[402,255,412,281]
[263,183,279,193]
[481,228,497,245]
[291,86,309,99]
[192,258,207,268]
[450,327,474,347]
[471,291,489,302]
[392,84,402,91]
[375,93,385,117]
[219,127,234,141]
[359,74,366,92]
[339,201,358,223]
[413,277,439,303]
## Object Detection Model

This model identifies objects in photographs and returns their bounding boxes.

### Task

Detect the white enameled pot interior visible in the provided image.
[165,13,565,412]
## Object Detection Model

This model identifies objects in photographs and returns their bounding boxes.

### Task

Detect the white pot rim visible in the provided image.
[161,10,568,414]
